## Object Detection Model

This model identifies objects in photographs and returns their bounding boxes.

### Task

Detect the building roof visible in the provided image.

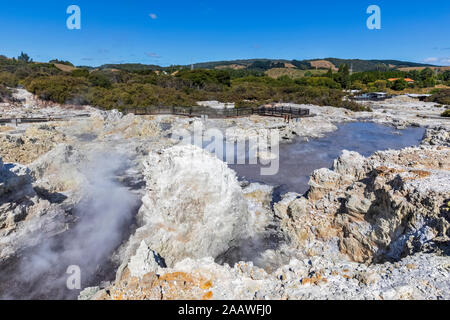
[388,78,415,82]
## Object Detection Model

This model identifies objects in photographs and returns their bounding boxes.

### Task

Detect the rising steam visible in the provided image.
[1,151,140,300]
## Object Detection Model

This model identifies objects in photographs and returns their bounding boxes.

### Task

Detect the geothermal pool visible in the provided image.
[0,121,427,300]
[229,122,426,196]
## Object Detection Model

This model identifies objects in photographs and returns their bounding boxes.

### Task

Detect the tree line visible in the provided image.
[0,53,449,112]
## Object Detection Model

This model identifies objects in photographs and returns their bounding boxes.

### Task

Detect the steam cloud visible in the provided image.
[1,151,140,300]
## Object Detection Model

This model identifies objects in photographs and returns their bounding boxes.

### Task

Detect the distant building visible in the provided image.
[406,93,431,101]
[387,78,415,83]
[352,92,390,101]
[197,101,235,109]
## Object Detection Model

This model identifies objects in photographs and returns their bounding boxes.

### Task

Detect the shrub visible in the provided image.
[441,109,450,117]
[295,77,341,89]
[87,83,197,110]
[351,80,365,90]
[25,76,88,104]
[71,69,90,78]
[426,89,450,105]
[235,100,261,108]
[373,80,387,91]
[0,83,11,101]
[0,72,19,87]
[176,69,231,88]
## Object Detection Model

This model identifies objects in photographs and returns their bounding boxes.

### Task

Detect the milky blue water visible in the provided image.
[229,122,426,195]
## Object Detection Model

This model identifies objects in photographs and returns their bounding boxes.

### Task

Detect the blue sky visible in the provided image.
[0,0,449,66]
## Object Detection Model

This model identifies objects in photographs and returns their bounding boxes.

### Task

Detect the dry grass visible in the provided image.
[309,60,338,71]
[53,63,76,73]
[397,66,450,72]
[284,62,296,69]
[265,68,327,79]
[215,64,246,70]
[386,84,450,95]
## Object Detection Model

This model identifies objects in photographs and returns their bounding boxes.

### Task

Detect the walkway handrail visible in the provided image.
[94,105,311,119]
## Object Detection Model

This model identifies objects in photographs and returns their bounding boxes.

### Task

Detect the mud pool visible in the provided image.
[229,122,426,195]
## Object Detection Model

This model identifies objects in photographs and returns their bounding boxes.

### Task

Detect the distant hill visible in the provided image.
[0,53,439,74]
[84,58,439,74]
[190,58,437,73]
[319,58,436,72]
[97,63,162,72]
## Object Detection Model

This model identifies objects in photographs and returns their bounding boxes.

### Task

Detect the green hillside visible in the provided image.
[191,58,437,72]
[87,58,438,74]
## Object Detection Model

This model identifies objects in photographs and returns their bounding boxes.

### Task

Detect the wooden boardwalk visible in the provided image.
[0,114,90,125]
[0,106,311,126]
[119,105,311,119]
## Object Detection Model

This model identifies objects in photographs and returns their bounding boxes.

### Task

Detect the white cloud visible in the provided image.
[149,13,157,20]
[145,52,161,58]
[424,57,450,65]
[424,57,439,63]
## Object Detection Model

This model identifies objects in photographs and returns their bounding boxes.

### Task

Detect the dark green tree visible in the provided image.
[420,68,434,81]
[392,79,408,91]
[88,73,112,88]
[49,59,74,67]
[422,77,436,88]
[334,64,350,89]
[18,52,32,63]
[338,64,350,76]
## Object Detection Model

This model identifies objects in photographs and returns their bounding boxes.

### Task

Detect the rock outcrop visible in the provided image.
[421,127,450,147]
[0,157,71,262]
[127,240,166,278]
[89,251,449,300]
[88,110,161,140]
[0,125,67,164]
[29,144,86,194]
[277,144,450,264]
[120,145,250,269]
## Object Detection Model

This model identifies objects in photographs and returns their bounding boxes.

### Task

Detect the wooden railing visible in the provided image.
[104,106,311,119]
[0,114,90,125]
[0,107,311,126]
